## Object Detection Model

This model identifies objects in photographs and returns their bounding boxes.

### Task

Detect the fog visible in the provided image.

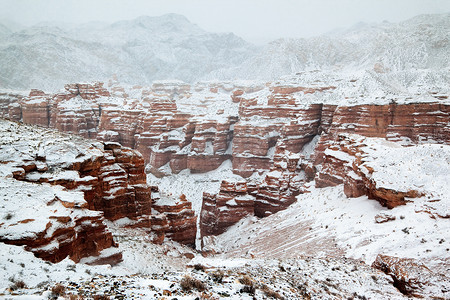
[1,0,449,44]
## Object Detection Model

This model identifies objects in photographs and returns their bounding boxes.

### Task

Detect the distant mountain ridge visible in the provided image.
[0,13,449,90]
[0,13,256,90]
[207,13,450,81]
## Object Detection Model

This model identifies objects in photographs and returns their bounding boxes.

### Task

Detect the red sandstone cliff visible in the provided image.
[0,120,125,264]
[151,189,197,247]
[1,82,448,180]
[1,81,449,248]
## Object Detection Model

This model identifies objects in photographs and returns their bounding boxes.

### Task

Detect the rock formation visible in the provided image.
[1,81,448,180]
[200,180,254,238]
[0,177,121,265]
[253,142,304,217]
[313,134,447,210]
[151,188,197,247]
[200,143,305,239]
[0,119,165,263]
[0,120,126,264]
[372,254,450,298]
[0,79,449,250]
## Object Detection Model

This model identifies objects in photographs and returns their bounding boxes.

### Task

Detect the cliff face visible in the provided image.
[151,188,197,247]
[0,120,126,264]
[200,180,254,238]
[3,131,152,225]
[1,82,448,179]
[0,177,121,265]
[315,134,422,208]
[199,143,304,239]
[1,80,449,246]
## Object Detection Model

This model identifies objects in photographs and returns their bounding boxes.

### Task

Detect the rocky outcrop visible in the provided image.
[232,88,326,177]
[0,178,121,264]
[315,134,447,211]
[200,144,305,239]
[0,91,24,122]
[1,82,448,179]
[313,103,450,167]
[19,83,109,137]
[7,137,153,223]
[151,189,197,247]
[372,254,450,299]
[200,180,254,238]
[253,143,304,217]
[0,119,157,263]
[315,134,410,208]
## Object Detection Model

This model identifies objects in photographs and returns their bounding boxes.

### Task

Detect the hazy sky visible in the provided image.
[1,0,449,44]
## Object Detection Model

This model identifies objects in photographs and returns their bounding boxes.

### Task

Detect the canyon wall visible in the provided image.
[1,81,449,243]
[0,118,197,264]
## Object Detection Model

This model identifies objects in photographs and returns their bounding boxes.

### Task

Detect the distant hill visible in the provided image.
[0,14,256,90]
[207,13,450,80]
[0,13,449,90]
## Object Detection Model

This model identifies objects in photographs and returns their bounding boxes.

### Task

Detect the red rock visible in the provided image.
[64,82,110,99]
[22,97,50,127]
[315,134,426,208]
[0,179,121,265]
[254,143,303,217]
[1,120,153,234]
[148,214,169,244]
[270,85,336,95]
[29,89,47,97]
[231,89,245,103]
[152,190,197,246]
[325,103,450,143]
[2,82,449,244]
[372,254,449,298]
[200,180,254,239]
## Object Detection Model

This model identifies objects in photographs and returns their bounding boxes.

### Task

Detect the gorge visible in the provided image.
[0,11,449,299]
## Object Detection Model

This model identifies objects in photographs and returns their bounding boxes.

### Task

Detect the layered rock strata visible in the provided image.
[0,178,121,264]
[200,180,254,238]
[315,134,449,213]
[200,143,305,238]
[0,82,448,180]
[0,119,126,264]
[372,254,450,299]
[1,81,449,247]
[151,190,197,247]
[253,142,304,217]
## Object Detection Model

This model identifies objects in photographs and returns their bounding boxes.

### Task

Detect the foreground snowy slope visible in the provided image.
[1,239,410,299]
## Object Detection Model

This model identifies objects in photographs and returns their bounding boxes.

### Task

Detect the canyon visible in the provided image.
[1,79,448,234]
[0,12,449,300]
[0,79,448,298]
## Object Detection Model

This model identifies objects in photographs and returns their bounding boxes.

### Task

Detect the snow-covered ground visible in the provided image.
[210,185,449,269]
[0,240,408,299]
[207,137,450,276]
[147,160,245,214]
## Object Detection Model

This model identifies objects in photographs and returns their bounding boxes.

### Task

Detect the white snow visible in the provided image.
[211,185,449,271]
[359,137,450,200]
[147,160,243,214]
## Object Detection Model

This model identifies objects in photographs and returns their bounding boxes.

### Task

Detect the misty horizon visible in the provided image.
[0,11,448,46]
[1,0,450,44]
